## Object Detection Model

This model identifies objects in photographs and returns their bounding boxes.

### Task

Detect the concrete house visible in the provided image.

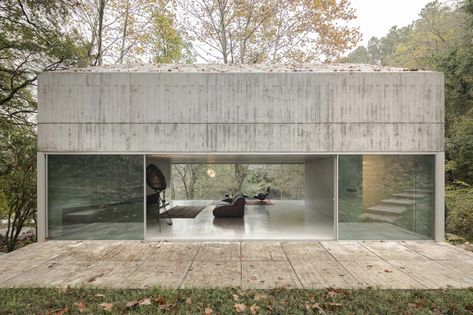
[36,64,445,242]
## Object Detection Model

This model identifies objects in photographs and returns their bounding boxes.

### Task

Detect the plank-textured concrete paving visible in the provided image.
[1,241,473,289]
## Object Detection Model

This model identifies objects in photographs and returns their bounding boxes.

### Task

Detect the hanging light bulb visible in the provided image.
[207,168,216,178]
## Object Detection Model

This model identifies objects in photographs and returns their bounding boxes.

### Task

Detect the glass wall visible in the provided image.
[338,155,435,240]
[48,155,144,240]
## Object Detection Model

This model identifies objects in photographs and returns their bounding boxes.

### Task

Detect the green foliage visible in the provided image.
[447,118,473,181]
[347,1,473,187]
[149,10,194,63]
[171,164,305,200]
[445,186,473,240]
[0,124,37,252]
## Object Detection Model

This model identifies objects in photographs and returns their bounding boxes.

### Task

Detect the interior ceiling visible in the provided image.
[147,154,335,164]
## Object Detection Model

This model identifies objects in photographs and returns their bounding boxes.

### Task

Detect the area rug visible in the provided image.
[160,206,207,219]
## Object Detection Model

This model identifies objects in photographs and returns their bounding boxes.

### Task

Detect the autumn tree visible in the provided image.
[177,0,361,64]
[73,0,191,65]
[0,0,87,251]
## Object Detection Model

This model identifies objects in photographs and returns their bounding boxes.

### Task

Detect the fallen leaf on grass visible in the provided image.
[52,307,69,315]
[232,294,240,301]
[139,298,152,306]
[185,298,192,304]
[326,289,340,297]
[306,303,326,314]
[99,303,113,312]
[254,292,267,301]
[73,302,85,313]
[159,304,175,311]
[234,303,247,313]
[250,304,260,314]
[125,301,139,308]
[95,294,105,298]
[155,296,167,305]
[204,306,213,314]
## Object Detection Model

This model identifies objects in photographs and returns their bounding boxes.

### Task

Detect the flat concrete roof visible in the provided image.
[57,63,432,73]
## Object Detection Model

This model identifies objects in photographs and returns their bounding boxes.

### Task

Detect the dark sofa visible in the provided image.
[213,195,246,218]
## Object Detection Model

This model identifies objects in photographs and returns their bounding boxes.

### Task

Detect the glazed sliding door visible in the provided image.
[338,155,435,240]
[47,155,144,240]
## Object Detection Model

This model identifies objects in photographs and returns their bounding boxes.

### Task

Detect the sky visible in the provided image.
[349,0,436,45]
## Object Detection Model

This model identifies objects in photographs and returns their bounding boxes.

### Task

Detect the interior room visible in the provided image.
[145,154,336,240]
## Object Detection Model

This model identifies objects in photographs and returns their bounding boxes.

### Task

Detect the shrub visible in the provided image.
[445,186,473,241]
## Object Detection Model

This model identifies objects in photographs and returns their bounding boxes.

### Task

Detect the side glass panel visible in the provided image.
[338,155,435,240]
[48,155,144,240]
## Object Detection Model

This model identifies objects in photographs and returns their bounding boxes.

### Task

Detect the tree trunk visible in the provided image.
[118,0,130,64]
[96,0,107,66]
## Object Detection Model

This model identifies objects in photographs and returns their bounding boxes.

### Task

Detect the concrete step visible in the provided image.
[403,188,433,194]
[381,198,415,206]
[361,213,399,224]
[392,193,429,199]
[366,205,407,215]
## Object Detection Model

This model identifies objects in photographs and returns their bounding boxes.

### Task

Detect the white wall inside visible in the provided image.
[305,157,334,218]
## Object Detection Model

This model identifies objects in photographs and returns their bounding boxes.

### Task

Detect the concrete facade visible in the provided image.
[37,64,445,242]
[38,69,444,153]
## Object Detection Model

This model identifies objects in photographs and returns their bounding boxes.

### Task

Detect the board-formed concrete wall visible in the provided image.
[38,71,444,153]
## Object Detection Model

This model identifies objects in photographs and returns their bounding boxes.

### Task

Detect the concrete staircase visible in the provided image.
[361,185,433,224]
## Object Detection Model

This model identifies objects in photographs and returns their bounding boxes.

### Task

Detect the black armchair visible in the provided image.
[254,187,271,201]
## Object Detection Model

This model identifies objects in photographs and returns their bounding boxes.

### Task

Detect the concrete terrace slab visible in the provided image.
[1,241,473,289]
[242,261,302,289]
[320,241,380,260]
[241,241,287,261]
[290,260,361,289]
[121,260,192,289]
[359,241,429,261]
[181,261,241,288]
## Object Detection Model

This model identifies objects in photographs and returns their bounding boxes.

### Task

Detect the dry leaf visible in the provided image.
[73,302,85,313]
[232,294,240,301]
[99,303,113,312]
[125,301,139,308]
[327,290,339,297]
[254,293,267,301]
[52,307,69,315]
[185,298,192,304]
[234,303,247,313]
[204,306,213,314]
[250,304,260,314]
[327,302,342,307]
[95,294,105,298]
[155,296,167,305]
[159,303,174,311]
[306,303,326,314]
[139,298,152,306]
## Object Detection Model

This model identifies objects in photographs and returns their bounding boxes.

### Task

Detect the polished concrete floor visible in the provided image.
[1,240,473,289]
[146,200,335,240]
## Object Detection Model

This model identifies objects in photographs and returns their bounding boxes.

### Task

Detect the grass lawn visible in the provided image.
[0,287,472,314]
